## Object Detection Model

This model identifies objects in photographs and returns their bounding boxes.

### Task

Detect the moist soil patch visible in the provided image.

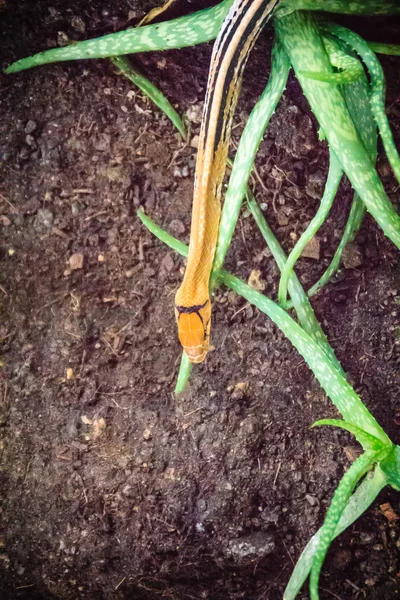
[0,2,399,599]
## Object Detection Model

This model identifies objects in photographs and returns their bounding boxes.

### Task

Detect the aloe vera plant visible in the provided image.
[4,1,400,598]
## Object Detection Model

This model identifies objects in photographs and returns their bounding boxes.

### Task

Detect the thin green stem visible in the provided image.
[368,42,400,56]
[110,56,186,137]
[312,200,364,290]
[246,190,344,374]
[174,351,192,394]
[278,148,342,306]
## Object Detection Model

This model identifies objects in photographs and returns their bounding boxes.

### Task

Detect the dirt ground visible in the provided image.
[0,2,400,599]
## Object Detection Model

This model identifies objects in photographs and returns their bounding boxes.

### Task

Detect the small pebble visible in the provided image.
[372,544,384,551]
[186,103,203,124]
[247,269,266,292]
[69,253,84,270]
[0,554,10,568]
[342,242,363,269]
[57,31,70,47]
[301,236,320,260]
[71,16,86,33]
[173,166,183,178]
[190,135,200,149]
[226,532,275,560]
[277,210,289,226]
[161,253,174,273]
[305,494,318,507]
[25,134,36,148]
[92,418,106,439]
[143,428,152,441]
[229,381,249,401]
[169,219,185,235]
[25,120,37,134]
[0,215,11,227]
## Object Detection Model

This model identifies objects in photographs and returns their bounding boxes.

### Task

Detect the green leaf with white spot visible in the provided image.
[284,466,388,600]
[312,418,388,452]
[5,0,234,73]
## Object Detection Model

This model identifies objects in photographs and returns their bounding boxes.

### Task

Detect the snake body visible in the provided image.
[175,0,281,363]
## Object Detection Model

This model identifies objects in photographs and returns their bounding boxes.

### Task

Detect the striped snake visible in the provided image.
[174,0,282,362]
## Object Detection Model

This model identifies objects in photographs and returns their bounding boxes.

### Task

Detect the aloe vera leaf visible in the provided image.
[137,211,390,445]
[312,418,386,451]
[320,21,400,185]
[281,32,376,309]
[208,39,342,370]
[305,199,364,299]
[275,11,400,250]
[301,34,364,84]
[305,32,378,298]
[309,448,389,600]
[283,466,388,600]
[380,445,400,490]
[246,190,345,375]
[278,148,342,306]
[5,0,234,74]
[110,55,186,137]
[368,42,400,56]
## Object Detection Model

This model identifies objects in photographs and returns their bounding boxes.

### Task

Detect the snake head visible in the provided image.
[175,299,211,363]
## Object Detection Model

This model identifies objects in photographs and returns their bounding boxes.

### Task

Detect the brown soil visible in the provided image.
[0,2,399,599]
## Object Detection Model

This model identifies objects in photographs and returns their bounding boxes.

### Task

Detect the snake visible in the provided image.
[174,0,281,363]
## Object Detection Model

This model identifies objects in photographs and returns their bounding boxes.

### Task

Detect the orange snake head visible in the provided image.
[175,299,211,363]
